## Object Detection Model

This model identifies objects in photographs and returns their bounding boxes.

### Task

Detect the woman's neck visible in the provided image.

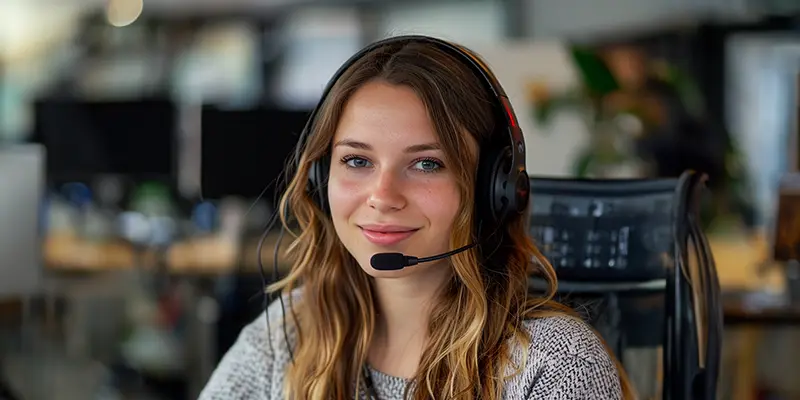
[368,262,451,378]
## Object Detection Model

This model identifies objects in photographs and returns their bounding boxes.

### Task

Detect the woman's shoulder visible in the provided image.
[198,289,302,399]
[504,315,623,399]
[520,314,613,363]
[255,288,304,351]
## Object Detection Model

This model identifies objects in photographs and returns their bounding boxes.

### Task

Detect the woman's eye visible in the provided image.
[414,159,442,172]
[345,157,372,168]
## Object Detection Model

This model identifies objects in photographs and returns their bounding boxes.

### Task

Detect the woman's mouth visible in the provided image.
[359,225,420,246]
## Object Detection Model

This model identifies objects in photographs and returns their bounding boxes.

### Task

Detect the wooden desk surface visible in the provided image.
[724,300,800,326]
[44,233,293,275]
[45,234,139,271]
[709,230,785,292]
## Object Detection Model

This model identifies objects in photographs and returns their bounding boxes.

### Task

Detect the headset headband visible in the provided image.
[295,35,524,164]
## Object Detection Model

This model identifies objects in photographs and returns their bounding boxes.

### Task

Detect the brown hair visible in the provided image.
[272,39,636,399]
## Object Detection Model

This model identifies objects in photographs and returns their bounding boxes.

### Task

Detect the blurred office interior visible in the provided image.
[1,0,800,398]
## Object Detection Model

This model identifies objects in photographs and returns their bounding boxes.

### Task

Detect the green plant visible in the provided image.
[529,44,755,230]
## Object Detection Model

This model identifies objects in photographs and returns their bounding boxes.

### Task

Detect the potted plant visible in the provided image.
[528,44,755,231]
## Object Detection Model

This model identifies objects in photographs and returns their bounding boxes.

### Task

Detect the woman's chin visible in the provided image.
[357,259,442,279]
[360,264,416,278]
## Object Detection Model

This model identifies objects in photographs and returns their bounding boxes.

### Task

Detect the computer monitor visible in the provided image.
[31,98,177,184]
[200,106,310,207]
[0,144,45,299]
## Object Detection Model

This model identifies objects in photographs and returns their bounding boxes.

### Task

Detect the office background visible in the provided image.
[1,0,800,399]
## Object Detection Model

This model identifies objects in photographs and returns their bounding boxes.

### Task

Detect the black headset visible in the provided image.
[295,35,530,230]
[262,35,531,371]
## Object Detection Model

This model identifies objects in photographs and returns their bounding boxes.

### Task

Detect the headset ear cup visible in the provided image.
[308,155,330,213]
[492,146,530,223]
[477,145,514,226]
[515,173,530,213]
[494,148,516,224]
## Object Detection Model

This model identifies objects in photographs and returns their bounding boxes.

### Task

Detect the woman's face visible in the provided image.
[328,80,461,277]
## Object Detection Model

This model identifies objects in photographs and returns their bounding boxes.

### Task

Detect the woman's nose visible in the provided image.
[366,170,406,213]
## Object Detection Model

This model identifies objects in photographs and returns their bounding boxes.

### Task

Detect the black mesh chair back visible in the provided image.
[527,171,722,400]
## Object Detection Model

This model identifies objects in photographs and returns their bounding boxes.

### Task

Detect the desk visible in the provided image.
[721,301,800,400]
[33,233,300,398]
[724,297,800,327]
[45,234,140,271]
[710,231,785,292]
[167,235,294,275]
[709,229,800,400]
[44,233,293,275]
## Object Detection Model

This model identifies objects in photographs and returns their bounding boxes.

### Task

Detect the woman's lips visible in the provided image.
[359,226,419,246]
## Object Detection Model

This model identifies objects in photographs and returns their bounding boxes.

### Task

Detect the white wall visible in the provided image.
[378,2,505,46]
[527,0,749,39]
[272,7,364,109]
[471,41,586,177]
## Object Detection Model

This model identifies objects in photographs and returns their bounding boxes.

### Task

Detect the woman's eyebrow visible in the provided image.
[332,139,441,154]
[404,143,441,153]
[333,139,371,150]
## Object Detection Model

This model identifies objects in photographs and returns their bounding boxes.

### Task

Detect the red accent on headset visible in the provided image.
[501,98,517,128]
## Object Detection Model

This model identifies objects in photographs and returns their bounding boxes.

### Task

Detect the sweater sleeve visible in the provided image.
[198,313,273,399]
[198,297,290,400]
[528,353,622,399]
[519,317,623,400]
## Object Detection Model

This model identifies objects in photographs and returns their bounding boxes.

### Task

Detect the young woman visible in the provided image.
[200,36,634,400]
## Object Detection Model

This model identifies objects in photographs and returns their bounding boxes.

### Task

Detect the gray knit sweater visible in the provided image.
[199,294,622,399]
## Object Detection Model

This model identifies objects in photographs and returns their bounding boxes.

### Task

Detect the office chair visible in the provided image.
[527,171,722,400]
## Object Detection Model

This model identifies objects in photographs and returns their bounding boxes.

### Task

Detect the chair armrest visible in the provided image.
[529,277,667,293]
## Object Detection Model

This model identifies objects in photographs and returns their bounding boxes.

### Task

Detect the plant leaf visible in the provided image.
[532,92,588,127]
[533,99,554,125]
[569,46,620,96]
[573,150,594,177]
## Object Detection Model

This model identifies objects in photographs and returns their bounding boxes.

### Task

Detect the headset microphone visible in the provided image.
[370,243,478,270]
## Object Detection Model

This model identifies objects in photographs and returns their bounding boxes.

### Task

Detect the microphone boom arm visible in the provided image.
[370,242,478,270]
[411,242,478,265]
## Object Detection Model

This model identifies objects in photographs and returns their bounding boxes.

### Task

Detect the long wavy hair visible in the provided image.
[271,39,636,399]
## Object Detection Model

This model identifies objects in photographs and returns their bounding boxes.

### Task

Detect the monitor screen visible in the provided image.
[200,107,310,205]
[31,98,176,182]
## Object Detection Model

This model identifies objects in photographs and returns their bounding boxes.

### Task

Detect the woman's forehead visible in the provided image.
[333,82,440,150]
